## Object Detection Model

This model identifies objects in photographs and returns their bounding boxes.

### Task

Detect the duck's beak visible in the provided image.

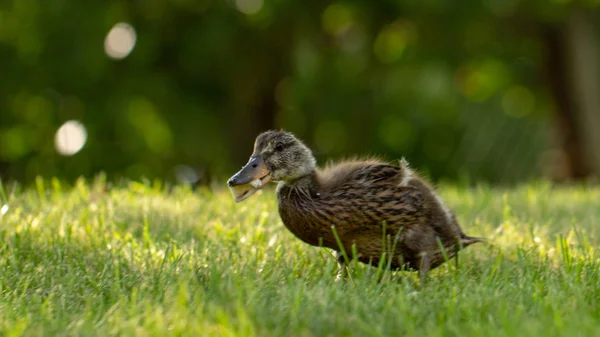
[227,156,272,202]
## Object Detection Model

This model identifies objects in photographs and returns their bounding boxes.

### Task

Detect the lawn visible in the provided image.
[0,177,599,336]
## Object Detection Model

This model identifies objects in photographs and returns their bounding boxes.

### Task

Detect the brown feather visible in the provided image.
[277,159,481,272]
[236,130,482,279]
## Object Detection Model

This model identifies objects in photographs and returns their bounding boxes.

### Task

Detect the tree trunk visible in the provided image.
[564,7,600,177]
[544,24,590,179]
[543,7,600,180]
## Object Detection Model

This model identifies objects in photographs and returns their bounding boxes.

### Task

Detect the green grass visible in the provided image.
[1,177,599,336]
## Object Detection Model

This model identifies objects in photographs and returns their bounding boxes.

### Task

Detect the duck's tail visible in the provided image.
[459,234,486,247]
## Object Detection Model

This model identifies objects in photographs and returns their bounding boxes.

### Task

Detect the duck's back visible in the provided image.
[277,161,420,241]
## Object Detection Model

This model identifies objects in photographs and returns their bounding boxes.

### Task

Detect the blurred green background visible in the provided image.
[1,0,600,184]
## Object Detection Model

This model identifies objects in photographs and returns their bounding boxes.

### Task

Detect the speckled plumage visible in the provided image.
[229,130,482,281]
[277,160,480,274]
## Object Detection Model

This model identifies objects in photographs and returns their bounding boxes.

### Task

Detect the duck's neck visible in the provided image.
[276,171,319,196]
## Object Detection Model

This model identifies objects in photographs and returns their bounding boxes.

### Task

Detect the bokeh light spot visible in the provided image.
[417,65,451,101]
[457,59,511,101]
[235,0,263,15]
[322,3,353,36]
[337,25,366,53]
[104,22,137,60]
[374,21,415,64]
[502,86,535,118]
[55,120,87,156]
[174,165,200,185]
[0,127,29,160]
[294,40,320,79]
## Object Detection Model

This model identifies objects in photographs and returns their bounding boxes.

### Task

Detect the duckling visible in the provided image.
[227,130,482,282]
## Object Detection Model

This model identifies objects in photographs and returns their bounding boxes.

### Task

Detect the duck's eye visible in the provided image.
[275,142,284,152]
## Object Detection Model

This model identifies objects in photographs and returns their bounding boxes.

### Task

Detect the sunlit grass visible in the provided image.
[0,177,599,336]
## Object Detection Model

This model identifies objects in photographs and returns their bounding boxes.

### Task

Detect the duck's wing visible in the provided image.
[321,163,427,232]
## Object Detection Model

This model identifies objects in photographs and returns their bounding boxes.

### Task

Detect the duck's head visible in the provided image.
[227,130,316,202]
